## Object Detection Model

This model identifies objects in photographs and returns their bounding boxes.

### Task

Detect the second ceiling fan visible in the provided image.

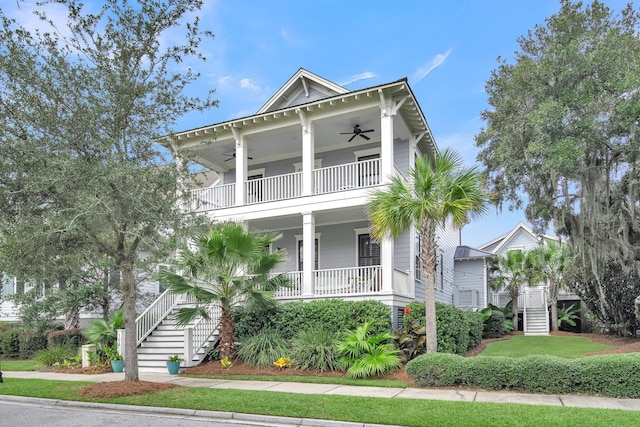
[340,124,374,142]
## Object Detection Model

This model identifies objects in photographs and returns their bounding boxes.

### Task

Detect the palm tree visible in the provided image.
[158,223,289,359]
[529,241,570,331]
[368,149,488,353]
[489,250,535,331]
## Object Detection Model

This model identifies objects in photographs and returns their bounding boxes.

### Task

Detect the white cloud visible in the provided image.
[413,49,453,83]
[216,75,232,87]
[240,78,260,91]
[436,131,480,167]
[339,72,375,86]
[280,28,305,46]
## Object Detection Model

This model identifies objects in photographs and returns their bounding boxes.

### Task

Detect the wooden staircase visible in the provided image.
[523,287,549,336]
[131,292,220,372]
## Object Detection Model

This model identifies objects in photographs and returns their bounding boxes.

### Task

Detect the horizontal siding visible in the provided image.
[454,259,487,308]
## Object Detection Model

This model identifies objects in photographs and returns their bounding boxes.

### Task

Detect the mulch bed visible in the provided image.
[61,331,638,398]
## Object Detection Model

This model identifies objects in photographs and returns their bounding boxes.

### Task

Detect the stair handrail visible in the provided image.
[184,303,221,365]
[136,289,180,346]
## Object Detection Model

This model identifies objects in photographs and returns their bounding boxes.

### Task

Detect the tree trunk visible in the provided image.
[511,289,519,332]
[121,261,139,381]
[218,306,236,359]
[421,217,438,354]
[550,294,559,332]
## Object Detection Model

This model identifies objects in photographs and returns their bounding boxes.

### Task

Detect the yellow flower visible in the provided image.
[220,356,233,369]
[273,357,291,370]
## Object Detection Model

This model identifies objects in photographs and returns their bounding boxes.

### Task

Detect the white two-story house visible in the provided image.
[170,69,460,328]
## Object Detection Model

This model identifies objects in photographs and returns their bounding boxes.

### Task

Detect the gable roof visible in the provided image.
[257,68,349,114]
[478,222,560,254]
[454,246,495,260]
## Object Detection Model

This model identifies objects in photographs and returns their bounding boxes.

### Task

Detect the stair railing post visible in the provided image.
[184,326,193,367]
[117,329,125,359]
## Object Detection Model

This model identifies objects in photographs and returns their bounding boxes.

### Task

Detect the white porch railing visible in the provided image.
[183,303,221,367]
[136,289,179,346]
[246,172,302,204]
[275,271,303,298]
[190,183,235,212]
[314,266,381,295]
[314,159,380,194]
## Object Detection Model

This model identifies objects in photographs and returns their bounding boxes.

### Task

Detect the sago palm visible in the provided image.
[368,149,488,353]
[157,223,289,359]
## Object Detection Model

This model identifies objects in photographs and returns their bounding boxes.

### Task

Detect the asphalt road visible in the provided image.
[0,399,299,427]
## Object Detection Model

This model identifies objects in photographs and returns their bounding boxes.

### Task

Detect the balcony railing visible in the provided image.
[246,171,302,204]
[314,159,380,194]
[188,159,381,212]
[190,183,235,212]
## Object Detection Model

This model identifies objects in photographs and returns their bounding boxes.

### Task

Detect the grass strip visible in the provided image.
[0,378,638,427]
[180,373,410,388]
[0,359,43,371]
[481,335,614,358]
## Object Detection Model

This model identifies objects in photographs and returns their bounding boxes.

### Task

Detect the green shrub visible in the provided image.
[236,329,290,368]
[234,299,392,341]
[291,327,341,372]
[0,326,20,357]
[405,352,463,387]
[483,310,505,338]
[463,310,484,351]
[403,302,473,355]
[18,329,48,358]
[34,344,79,367]
[406,353,640,398]
[47,328,85,349]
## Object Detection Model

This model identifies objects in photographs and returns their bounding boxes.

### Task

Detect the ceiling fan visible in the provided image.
[340,124,374,142]
[223,152,253,162]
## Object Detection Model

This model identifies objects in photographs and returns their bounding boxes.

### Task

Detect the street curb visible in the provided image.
[0,395,403,427]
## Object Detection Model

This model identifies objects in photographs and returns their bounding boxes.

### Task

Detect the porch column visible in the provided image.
[298,110,315,196]
[378,91,395,184]
[231,128,247,206]
[381,235,394,293]
[302,212,315,297]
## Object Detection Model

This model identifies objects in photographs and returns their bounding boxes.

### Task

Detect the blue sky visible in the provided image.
[5,0,630,247]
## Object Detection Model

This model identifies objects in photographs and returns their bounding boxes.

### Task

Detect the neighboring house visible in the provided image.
[456,222,579,335]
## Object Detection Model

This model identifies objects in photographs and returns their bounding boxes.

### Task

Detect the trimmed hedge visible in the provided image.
[234,299,392,340]
[402,302,483,355]
[0,326,20,357]
[47,328,85,349]
[18,330,48,358]
[483,310,505,338]
[406,352,640,398]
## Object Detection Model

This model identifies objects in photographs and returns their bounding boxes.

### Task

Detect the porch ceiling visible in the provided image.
[248,206,370,232]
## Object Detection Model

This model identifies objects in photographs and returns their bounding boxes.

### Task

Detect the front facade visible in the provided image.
[172,69,460,328]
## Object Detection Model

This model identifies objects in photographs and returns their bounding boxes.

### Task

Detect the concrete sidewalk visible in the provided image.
[3,370,640,412]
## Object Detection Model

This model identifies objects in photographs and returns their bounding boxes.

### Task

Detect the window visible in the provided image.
[358,234,380,266]
[439,252,444,290]
[298,239,318,271]
[415,234,422,280]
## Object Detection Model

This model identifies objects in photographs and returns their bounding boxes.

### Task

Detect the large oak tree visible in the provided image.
[0,0,216,379]
[476,0,640,334]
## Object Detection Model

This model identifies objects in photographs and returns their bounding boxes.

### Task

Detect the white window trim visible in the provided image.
[354,147,380,160]
[248,168,265,178]
[293,159,323,172]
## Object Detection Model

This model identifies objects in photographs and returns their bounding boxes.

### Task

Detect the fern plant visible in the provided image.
[336,321,401,378]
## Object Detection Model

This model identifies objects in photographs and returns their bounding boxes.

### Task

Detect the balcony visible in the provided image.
[189,159,380,213]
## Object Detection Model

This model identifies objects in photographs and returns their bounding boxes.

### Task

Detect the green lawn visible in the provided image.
[480,335,614,358]
[0,378,638,427]
[0,359,42,371]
